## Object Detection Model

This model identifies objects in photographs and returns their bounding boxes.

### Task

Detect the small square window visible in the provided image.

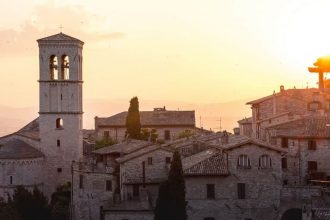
[106,180,112,191]
[57,139,61,147]
[165,157,171,164]
[147,157,153,165]
[57,168,62,173]
[308,140,317,150]
[206,184,215,199]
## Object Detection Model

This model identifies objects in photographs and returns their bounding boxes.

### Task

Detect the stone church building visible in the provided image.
[0,32,84,197]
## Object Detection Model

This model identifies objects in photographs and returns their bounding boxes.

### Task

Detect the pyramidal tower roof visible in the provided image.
[37,32,84,45]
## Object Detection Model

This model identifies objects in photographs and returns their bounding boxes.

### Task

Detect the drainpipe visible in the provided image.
[142,161,146,188]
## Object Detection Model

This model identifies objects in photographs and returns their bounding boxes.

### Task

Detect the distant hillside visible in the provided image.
[0,98,252,136]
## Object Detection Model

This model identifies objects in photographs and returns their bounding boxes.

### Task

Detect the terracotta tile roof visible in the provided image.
[96,110,195,127]
[246,88,318,105]
[0,139,44,159]
[267,115,330,138]
[37,32,84,44]
[116,144,174,163]
[93,139,151,155]
[184,151,228,176]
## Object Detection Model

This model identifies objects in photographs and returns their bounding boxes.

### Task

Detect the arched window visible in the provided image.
[50,55,58,80]
[237,155,251,169]
[259,154,272,169]
[61,55,70,80]
[56,118,63,129]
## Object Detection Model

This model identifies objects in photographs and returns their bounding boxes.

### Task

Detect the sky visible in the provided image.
[0,0,328,109]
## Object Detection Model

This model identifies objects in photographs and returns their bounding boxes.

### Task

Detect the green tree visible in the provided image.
[0,197,21,220]
[12,186,51,220]
[154,151,187,220]
[154,181,171,220]
[125,97,142,139]
[50,182,71,220]
[95,137,117,150]
[140,128,158,143]
[177,129,194,139]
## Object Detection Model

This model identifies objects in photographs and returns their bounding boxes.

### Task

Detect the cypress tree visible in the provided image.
[125,97,141,139]
[154,150,187,220]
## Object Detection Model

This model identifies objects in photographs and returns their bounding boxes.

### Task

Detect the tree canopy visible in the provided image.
[125,96,142,139]
[154,150,187,220]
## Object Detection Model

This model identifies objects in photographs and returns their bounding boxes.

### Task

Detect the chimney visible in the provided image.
[221,130,229,144]
[233,127,240,135]
[280,85,285,93]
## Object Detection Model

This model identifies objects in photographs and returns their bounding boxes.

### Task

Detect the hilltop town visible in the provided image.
[0,33,330,220]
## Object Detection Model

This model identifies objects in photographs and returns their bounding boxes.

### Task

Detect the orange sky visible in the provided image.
[0,0,328,109]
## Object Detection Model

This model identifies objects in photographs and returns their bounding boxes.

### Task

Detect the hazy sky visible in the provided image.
[0,0,328,108]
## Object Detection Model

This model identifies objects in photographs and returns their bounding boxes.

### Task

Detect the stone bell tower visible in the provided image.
[37,32,84,194]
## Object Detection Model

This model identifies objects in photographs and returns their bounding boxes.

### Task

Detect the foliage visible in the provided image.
[177,129,195,139]
[154,181,171,220]
[12,186,51,220]
[154,151,187,220]
[0,197,21,220]
[50,182,71,220]
[125,96,142,139]
[95,137,117,150]
[140,128,158,143]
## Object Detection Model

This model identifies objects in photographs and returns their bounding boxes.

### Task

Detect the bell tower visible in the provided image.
[37,33,84,194]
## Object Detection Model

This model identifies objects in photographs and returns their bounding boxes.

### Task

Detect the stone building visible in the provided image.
[0,32,84,197]
[95,107,195,141]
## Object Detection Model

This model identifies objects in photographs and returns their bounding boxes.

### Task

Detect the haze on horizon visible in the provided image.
[0,0,328,130]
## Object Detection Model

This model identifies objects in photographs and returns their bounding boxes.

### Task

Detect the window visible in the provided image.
[79,175,84,189]
[10,176,13,185]
[61,55,70,80]
[237,183,246,199]
[57,139,61,147]
[259,154,271,169]
[206,184,215,199]
[147,157,153,165]
[308,139,317,150]
[106,180,112,191]
[237,155,251,169]
[283,180,288,185]
[50,55,58,80]
[56,118,63,129]
[308,161,318,172]
[165,157,171,164]
[133,185,139,197]
[57,168,62,173]
[281,158,288,170]
[281,138,288,148]
[164,130,171,140]
[103,131,110,138]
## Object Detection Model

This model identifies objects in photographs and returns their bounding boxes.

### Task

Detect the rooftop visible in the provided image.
[96,110,195,127]
[0,139,44,159]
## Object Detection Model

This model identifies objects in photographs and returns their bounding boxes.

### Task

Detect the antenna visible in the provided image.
[214,117,222,132]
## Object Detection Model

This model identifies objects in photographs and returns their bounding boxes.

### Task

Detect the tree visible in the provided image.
[154,150,187,220]
[95,137,117,150]
[154,181,171,220]
[177,129,194,139]
[0,197,21,220]
[125,97,141,139]
[11,186,51,220]
[50,182,71,220]
[140,128,158,143]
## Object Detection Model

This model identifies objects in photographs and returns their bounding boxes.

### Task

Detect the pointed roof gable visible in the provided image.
[37,32,84,45]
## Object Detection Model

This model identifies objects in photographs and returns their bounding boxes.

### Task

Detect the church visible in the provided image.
[0,32,84,198]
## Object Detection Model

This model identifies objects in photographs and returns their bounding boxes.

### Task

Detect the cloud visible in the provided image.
[0,1,124,56]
